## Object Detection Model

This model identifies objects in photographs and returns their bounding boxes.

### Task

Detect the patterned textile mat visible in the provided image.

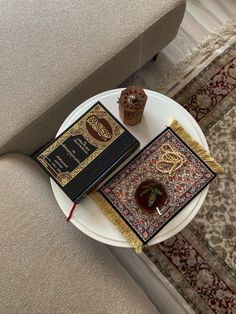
[144,43,236,314]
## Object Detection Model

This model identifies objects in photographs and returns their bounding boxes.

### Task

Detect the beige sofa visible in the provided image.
[0,1,186,313]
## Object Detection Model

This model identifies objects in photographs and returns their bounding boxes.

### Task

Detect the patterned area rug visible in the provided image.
[144,43,236,313]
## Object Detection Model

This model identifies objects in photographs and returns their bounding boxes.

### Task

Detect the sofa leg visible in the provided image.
[152,53,159,62]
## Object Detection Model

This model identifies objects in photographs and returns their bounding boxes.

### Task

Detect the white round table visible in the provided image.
[51,88,209,248]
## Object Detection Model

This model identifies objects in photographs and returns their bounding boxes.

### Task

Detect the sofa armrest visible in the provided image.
[0,153,159,314]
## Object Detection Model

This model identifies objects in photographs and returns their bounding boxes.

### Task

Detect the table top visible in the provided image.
[51,88,209,248]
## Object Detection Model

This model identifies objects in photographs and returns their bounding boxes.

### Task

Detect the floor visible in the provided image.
[125,0,236,91]
[113,1,236,313]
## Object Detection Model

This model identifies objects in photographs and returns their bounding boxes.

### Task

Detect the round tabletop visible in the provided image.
[51,88,209,248]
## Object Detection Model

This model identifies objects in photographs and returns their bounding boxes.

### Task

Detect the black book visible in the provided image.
[32,102,140,203]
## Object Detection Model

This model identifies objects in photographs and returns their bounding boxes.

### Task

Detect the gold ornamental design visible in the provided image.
[37,104,125,186]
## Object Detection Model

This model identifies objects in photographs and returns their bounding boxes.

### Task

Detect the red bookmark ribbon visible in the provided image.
[66,203,77,222]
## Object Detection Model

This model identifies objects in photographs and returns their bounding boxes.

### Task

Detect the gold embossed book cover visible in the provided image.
[32,102,140,202]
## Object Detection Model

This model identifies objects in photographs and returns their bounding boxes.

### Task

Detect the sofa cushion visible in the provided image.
[0,154,159,314]
[0,0,186,154]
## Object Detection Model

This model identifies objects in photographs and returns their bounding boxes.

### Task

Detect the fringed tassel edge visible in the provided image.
[90,191,143,253]
[169,119,224,174]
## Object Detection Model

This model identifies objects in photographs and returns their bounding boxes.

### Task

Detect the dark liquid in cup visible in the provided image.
[135,180,167,213]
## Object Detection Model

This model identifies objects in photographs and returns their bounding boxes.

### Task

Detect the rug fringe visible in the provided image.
[156,19,236,96]
[90,192,143,253]
[169,119,224,174]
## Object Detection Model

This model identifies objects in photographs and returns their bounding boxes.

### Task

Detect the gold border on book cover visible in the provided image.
[37,104,125,186]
